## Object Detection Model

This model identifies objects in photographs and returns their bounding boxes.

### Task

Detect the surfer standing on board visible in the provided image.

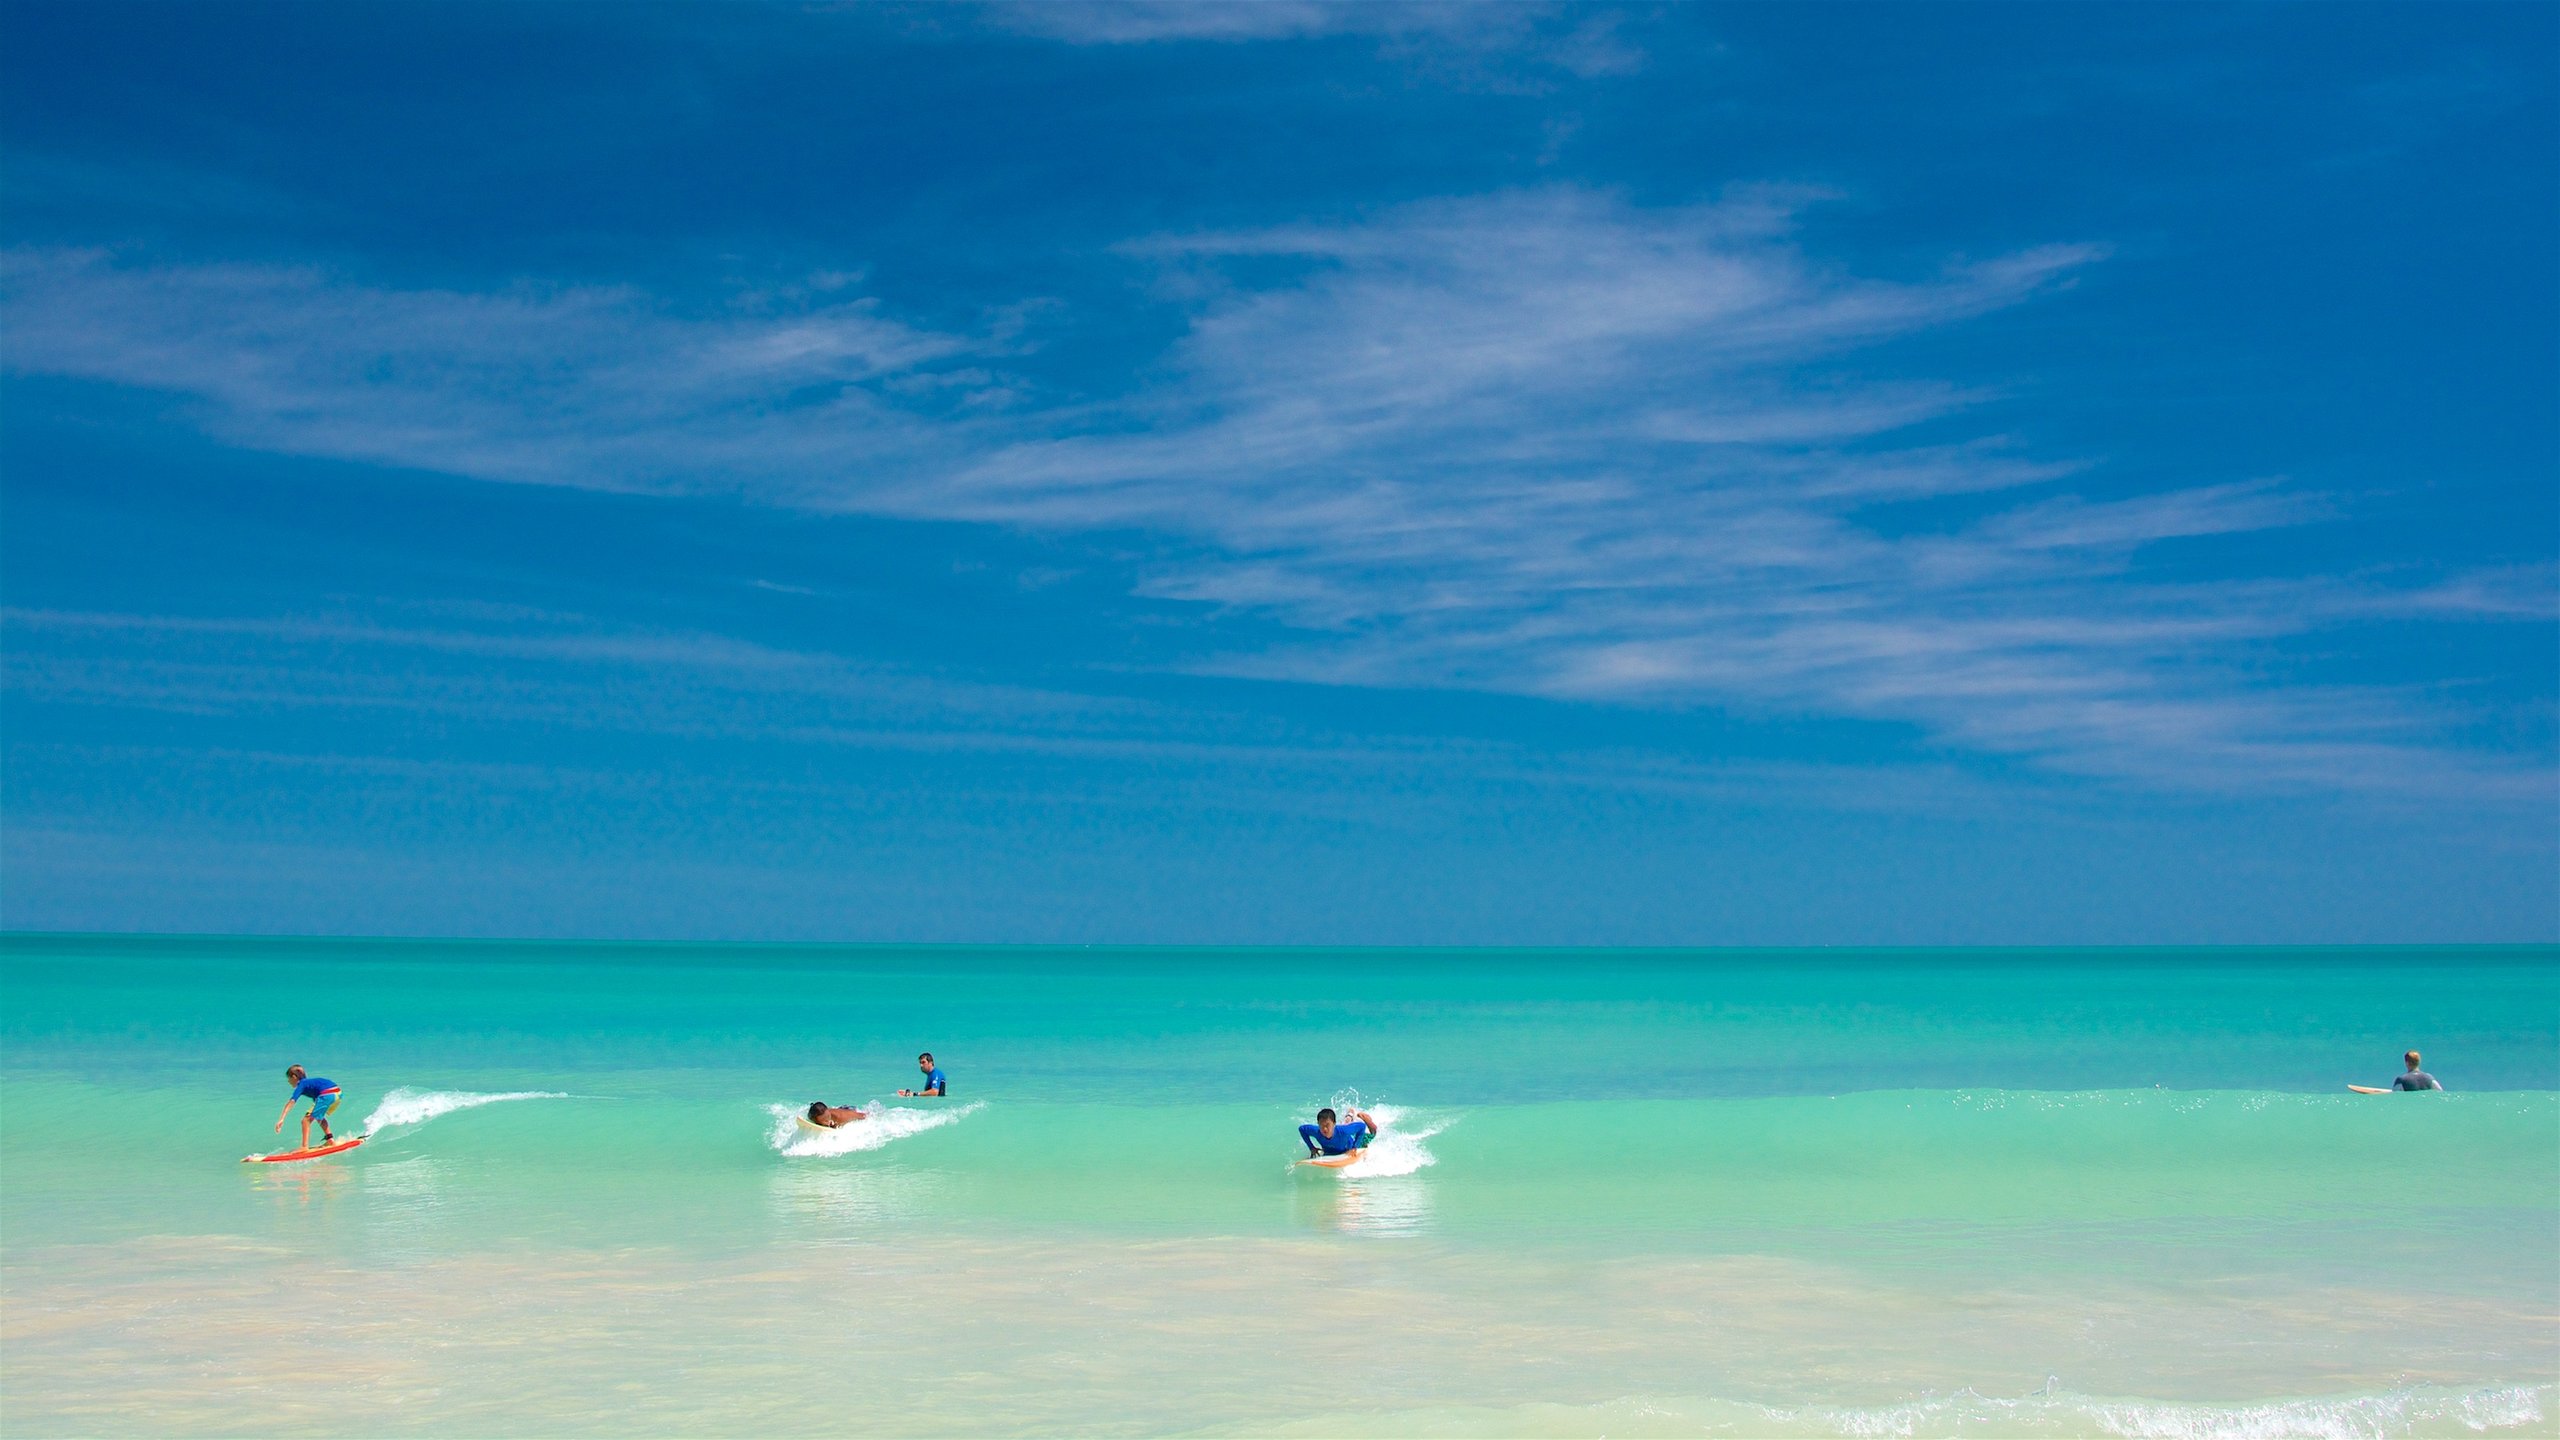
[1300,1107,1379,1158]
[899,1053,947,1097]
[2392,1051,2444,1090]
[275,1066,342,1149]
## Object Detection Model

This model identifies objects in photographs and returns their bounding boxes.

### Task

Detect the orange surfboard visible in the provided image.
[1300,1150,1363,1169]
[244,1134,368,1164]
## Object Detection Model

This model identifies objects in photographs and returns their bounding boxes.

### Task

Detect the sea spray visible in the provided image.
[363,1088,573,1133]
[766,1101,983,1158]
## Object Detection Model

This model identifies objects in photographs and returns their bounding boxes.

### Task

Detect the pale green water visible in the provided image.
[3,935,2555,1436]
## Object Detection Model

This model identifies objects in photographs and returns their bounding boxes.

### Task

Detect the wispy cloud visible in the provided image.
[3,188,2546,799]
[985,0,1484,44]
[0,248,995,500]
[0,604,1116,729]
[975,1,1645,77]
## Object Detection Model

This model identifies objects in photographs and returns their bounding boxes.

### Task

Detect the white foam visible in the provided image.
[1311,1094,1452,1179]
[1278,1382,2555,1439]
[767,1101,981,1157]
[1763,1381,2554,1439]
[362,1088,571,1133]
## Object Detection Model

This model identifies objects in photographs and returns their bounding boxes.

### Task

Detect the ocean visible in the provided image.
[3,935,2553,1437]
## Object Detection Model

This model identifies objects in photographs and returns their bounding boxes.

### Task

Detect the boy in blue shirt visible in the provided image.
[900,1052,947,1097]
[1299,1106,1380,1157]
[274,1065,344,1149]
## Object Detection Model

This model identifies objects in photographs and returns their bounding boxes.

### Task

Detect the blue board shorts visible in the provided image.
[307,1090,339,1122]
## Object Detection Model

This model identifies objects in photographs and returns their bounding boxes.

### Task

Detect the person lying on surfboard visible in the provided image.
[276,1066,343,1149]
[805,1102,867,1128]
[1299,1107,1379,1159]
[898,1052,947,1097]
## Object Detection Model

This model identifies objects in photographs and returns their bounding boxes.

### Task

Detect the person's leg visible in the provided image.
[316,1095,337,1142]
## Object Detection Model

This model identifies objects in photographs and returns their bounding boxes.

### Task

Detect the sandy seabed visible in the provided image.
[6,1227,2553,1437]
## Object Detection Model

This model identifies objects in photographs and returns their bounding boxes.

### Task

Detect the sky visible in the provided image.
[2,1,2553,945]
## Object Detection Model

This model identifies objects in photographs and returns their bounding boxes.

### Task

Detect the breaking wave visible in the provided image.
[361,1088,572,1133]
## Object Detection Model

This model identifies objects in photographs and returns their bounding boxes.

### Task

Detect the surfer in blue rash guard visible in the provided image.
[1299,1107,1380,1158]
[899,1053,947,1097]
[275,1065,343,1149]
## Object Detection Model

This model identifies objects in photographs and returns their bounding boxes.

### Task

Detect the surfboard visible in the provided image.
[796,1115,864,1134]
[2347,1085,2391,1094]
[1300,1150,1363,1169]
[243,1134,368,1164]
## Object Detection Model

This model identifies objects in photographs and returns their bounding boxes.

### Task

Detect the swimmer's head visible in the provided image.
[2405,1050,2423,1069]
[807,1101,828,1120]
[1315,1107,1337,1133]
[918,1053,935,1070]
[285,1065,305,1084]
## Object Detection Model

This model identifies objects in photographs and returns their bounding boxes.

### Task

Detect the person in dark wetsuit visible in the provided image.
[274,1065,343,1149]
[2392,1050,2445,1091]
[1299,1106,1380,1158]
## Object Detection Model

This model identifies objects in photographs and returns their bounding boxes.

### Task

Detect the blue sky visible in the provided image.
[3,2,2553,944]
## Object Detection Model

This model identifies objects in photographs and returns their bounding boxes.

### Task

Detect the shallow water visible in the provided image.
[3,935,2554,1436]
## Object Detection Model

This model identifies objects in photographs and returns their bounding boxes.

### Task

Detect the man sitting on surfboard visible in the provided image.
[275,1066,343,1149]
[2391,1050,2444,1090]
[1299,1107,1380,1158]
[805,1102,866,1128]
[899,1053,947,1098]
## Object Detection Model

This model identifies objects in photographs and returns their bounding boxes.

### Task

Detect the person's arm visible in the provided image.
[1299,1124,1322,1156]
[275,1096,298,1132]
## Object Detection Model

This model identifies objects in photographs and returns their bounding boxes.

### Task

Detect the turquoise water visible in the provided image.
[4,935,2555,1436]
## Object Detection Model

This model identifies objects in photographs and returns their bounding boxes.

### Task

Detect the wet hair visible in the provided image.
[285,1065,305,1082]
[807,1102,828,1120]
[2406,1050,2423,1067]
[918,1052,934,1063]
[1316,1107,1337,1123]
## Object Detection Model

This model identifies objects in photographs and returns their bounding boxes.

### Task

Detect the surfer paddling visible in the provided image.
[899,1052,947,1097]
[275,1066,343,1149]
[1299,1106,1379,1159]
[804,1102,866,1128]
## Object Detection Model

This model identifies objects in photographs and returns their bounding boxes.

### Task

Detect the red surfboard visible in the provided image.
[243,1134,368,1164]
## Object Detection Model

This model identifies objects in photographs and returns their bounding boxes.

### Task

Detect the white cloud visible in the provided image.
[0,248,992,500]
[976,1,1644,79]
[984,0,1485,44]
[2,189,2546,800]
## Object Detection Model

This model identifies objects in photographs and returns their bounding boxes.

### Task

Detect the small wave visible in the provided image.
[767,1101,982,1157]
[1274,1381,2554,1438]
[1781,1380,2553,1439]
[362,1088,571,1133]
